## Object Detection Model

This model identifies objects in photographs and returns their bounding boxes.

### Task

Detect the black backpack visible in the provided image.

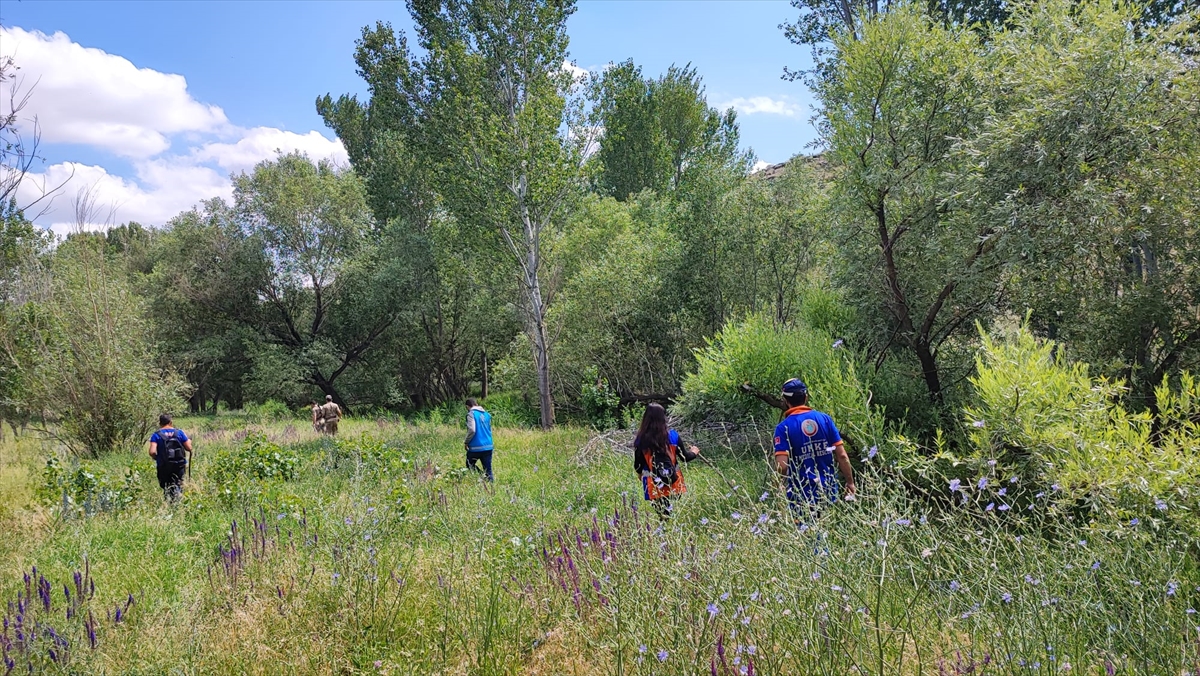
[158,429,187,464]
[648,447,678,488]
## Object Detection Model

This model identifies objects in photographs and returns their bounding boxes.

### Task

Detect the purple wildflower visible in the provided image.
[868,446,878,459]
[832,339,844,349]
[948,479,962,493]
[1130,518,1140,526]
[657,649,669,662]
[1001,592,1013,603]
[708,603,720,617]
[1155,499,1168,512]
[972,420,985,428]
[949,580,961,592]
[978,477,988,490]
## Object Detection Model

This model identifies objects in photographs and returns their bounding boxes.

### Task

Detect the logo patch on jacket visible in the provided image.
[801,419,819,437]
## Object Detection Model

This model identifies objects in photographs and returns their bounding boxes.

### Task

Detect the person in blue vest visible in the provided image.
[148,414,193,502]
[773,379,855,517]
[464,398,494,481]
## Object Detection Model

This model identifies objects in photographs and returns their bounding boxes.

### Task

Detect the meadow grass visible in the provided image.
[1,416,1196,674]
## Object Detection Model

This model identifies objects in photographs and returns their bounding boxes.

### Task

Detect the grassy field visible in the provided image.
[1,415,1197,675]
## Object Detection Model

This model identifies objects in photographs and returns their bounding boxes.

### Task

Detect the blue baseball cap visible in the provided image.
[781,378,808,398]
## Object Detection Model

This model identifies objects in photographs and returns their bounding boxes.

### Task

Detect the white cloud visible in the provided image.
[561,59,590,84]
[1,27,348,230]
[716,96,803,118]
[18,160,231,235]
[750,160,771,173]
[192,127,347,175]
[0,26,229,158]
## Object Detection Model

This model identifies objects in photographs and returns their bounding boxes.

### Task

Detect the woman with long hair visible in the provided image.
[633,403,700,518]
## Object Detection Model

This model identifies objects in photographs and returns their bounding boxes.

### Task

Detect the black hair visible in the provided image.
[783,391,809,408]
[159,413,173,427]
[635,403,670,452]
[465,398,478,408]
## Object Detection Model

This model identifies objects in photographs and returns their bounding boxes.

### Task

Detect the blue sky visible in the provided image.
[0,0,817,230]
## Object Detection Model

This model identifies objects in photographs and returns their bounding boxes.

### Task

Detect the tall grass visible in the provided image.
[1,418,1196,674]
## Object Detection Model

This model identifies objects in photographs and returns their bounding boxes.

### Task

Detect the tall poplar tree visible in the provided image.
[321,0,592,428]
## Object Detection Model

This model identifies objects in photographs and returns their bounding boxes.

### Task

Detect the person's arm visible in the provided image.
[184,439,194,462]
[465,411,476,447]
[832,442,855,497]
[773,424,790,475]
[148,440,158,459]
[675,433,700,462]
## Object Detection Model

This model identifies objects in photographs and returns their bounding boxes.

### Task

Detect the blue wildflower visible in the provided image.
[657,649,669,662]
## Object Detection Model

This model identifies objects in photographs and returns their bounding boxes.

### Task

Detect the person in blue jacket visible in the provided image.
[464,398,494,481]
[148,413,193,502]
[773,379,856,517]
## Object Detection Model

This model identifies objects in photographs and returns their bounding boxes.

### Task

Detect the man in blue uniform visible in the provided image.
[773,379,855,514]
[464,398,494,481]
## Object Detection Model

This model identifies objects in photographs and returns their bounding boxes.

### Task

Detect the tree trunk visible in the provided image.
[914,339,943,405]
[481,348,489,400]
[527,279,555,430]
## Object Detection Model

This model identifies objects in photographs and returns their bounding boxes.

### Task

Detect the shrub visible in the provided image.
[16,241,187,458]
[481,391,540,429]
[209,433,301,502]
[965,324,1200,531]
[243,399,295,424]
[579,366,621,430]
[38,456,142,517]
[676,314,887,459]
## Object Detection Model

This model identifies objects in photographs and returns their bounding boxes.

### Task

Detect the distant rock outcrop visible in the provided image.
[751,154,831,182]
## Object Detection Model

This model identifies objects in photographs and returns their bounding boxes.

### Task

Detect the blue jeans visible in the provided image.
[466,450,494,481]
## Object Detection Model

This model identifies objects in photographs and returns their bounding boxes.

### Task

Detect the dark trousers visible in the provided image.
[157,462,186,502]
[466,450,494,481]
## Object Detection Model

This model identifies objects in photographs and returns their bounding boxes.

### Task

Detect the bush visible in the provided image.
[676,314,887,458]
[38,456,143,517]
[15,242,187,457]
[209,433,301,502]
[578,366,621,429]
[481,391,540,429]
[243,399,295,424]
[964,324,1200,531]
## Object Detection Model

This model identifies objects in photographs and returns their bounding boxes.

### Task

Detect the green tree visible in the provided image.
[815,5,989,405]
[961,0,1200,410]
[593,62,746,199]
[16,238,186,457]
[318,21,519,409]
[232,153,405,410]
[0,200,52,437]
[343,0,591,428]
[591,60,671,200]
[146,199,264,412]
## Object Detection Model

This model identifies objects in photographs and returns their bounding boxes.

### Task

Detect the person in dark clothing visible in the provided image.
[148,414,193,503]
[633,403,700,518]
